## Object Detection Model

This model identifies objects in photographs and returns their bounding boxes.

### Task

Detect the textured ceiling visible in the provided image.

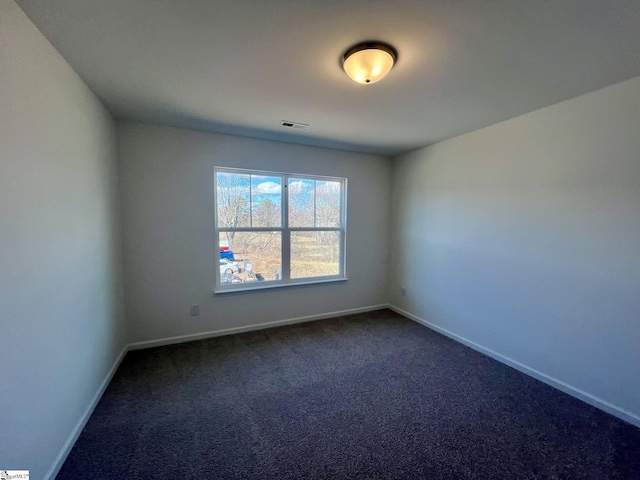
[15,0,640,155]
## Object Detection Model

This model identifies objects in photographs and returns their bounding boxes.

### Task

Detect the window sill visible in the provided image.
[213,277,348,295]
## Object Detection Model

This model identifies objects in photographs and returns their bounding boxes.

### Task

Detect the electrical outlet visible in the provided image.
[401,287,406,297]
[190,304,200,316]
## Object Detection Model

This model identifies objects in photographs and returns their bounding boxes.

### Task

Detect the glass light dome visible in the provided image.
[342,42,397,85]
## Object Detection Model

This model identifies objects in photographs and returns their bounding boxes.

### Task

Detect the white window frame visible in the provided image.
[214,167,347,293]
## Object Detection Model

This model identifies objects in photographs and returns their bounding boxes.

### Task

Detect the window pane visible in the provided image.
[291,231,340,278]
[215,169,345,290]
[216,172,250,228]
[251,175,281,227]
[219,232,281,284]
[315,181,341,227]
[288,178,314,227]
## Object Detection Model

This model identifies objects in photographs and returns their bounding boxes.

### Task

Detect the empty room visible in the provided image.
[1,0,639,478]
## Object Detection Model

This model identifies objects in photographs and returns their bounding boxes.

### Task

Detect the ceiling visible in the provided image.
[15,0,640,156]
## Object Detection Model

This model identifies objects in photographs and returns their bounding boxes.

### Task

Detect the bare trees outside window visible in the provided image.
[215,168,346,291]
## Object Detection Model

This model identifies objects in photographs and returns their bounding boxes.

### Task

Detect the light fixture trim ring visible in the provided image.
[342,41,398,65]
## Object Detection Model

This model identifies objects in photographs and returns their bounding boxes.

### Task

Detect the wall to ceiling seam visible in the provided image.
[388,76,640,426]
[116,121,393,345]
[0,1,127,478]
[3,0,639,476]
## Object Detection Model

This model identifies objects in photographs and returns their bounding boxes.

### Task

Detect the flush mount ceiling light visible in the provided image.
[342,42,397,85]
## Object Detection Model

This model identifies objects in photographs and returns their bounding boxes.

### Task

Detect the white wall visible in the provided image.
[117,122,391,344]
[3,2,636,474]
[0,2,127,478]
[389,77,640,425]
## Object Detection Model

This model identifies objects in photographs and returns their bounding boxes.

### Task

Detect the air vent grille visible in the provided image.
[281,120,309,130]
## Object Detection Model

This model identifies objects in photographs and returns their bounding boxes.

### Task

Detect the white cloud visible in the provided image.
[255,181,281,195]
[288,180,311,194]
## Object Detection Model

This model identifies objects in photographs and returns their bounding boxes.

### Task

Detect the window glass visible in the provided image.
[215,168,346,291]
[291,231,340,278]
[288,178,315,227]
[315,181,341,227]
[219,232,281,284]
[251,175,281,227]
[216,172,250,228]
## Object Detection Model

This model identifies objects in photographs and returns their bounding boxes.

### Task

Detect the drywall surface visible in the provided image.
[389,77,640,421]
[118,122,392,343]
[0,2,126,477]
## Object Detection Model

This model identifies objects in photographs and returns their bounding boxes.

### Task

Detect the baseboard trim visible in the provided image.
[46,304,388,477]
[45,345,128,480]
[387,304,640,428]
[127,304,389,351]
[51,302,636,479]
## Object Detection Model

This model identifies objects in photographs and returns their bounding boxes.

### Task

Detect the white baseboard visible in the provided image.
[387,304,640,428]
[50,302,636,479]
[127,304,389,350]
[44,345,128,480]
[46,304,387,477]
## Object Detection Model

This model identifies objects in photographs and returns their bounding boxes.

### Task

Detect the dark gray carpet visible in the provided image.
[57,309,640,479]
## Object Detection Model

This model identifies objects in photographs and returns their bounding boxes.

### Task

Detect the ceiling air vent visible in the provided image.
[281,120,309,130]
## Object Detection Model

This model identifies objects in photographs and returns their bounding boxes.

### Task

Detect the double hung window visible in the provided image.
[214,167,346,292]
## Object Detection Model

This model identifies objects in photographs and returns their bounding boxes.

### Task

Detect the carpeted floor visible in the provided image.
[57,309,640,479]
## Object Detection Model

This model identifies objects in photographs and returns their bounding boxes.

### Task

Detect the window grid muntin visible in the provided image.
[214,167,346,291]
